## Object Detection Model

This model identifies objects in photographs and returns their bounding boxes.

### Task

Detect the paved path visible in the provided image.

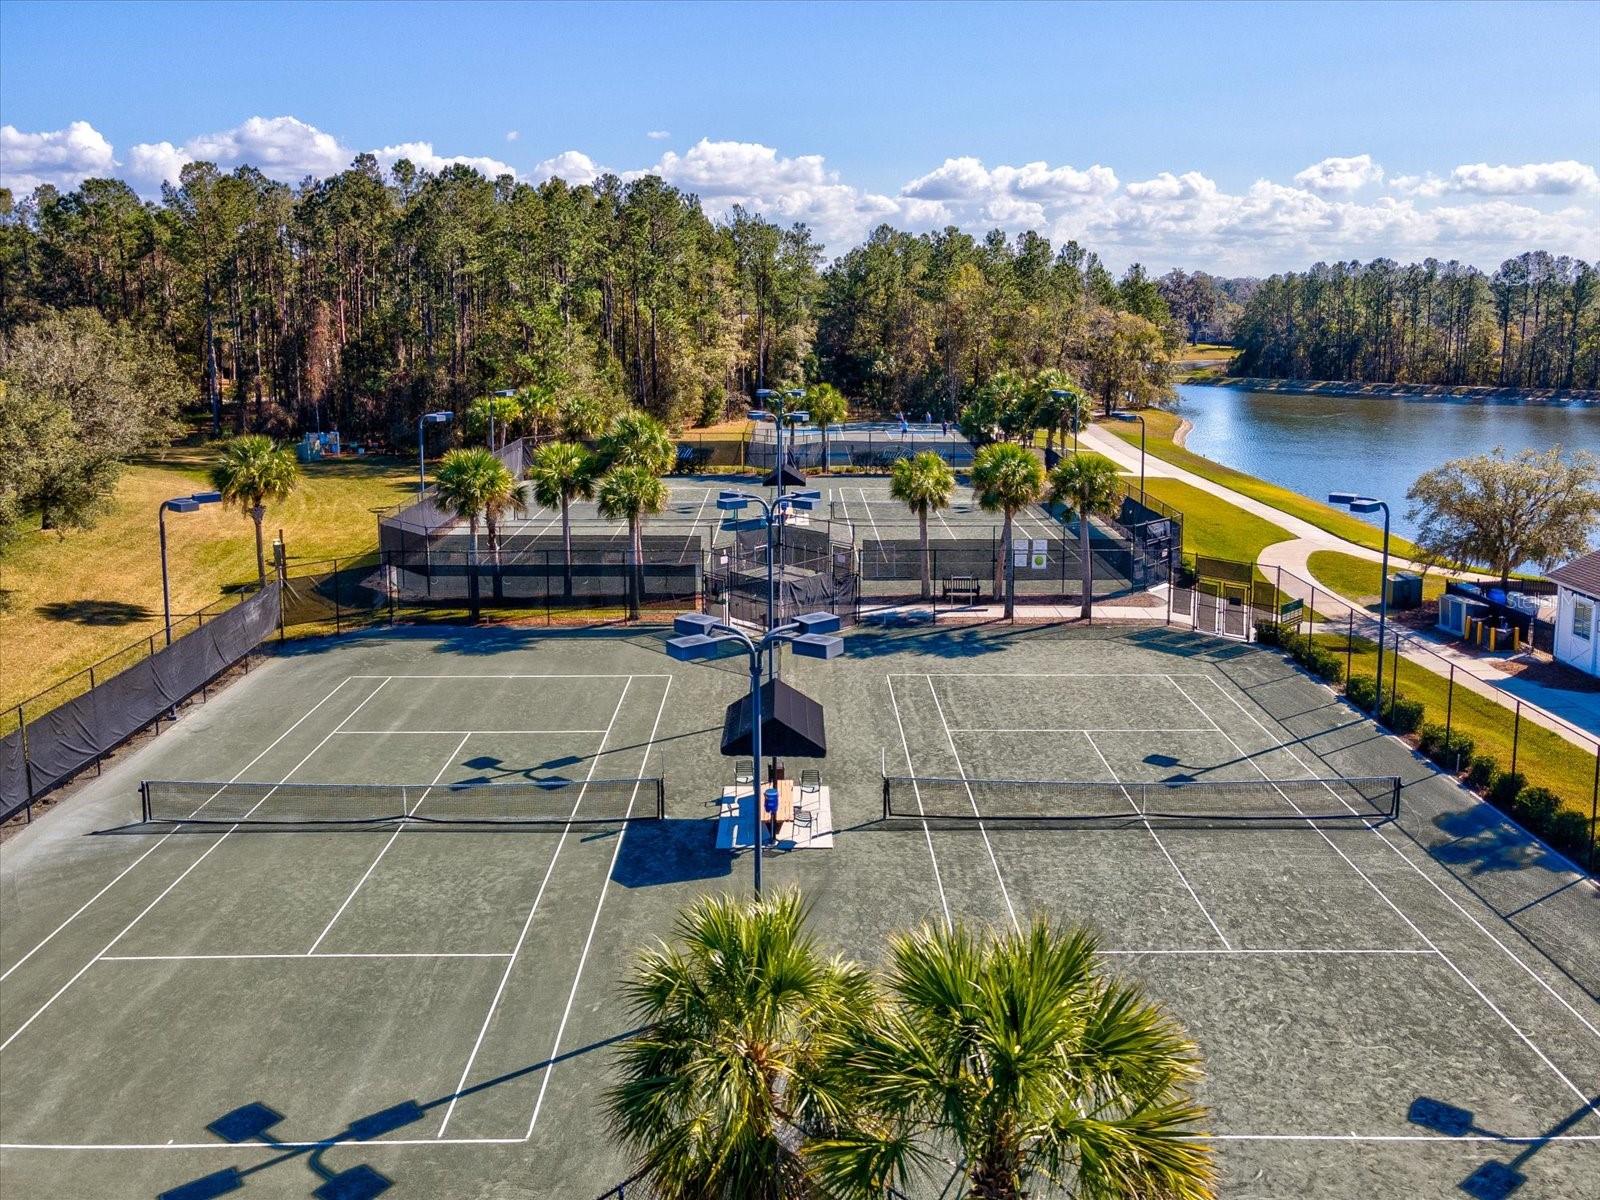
[1082,425,1596,754]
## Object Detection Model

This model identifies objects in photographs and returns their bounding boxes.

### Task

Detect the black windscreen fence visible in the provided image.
[1,585,281,822]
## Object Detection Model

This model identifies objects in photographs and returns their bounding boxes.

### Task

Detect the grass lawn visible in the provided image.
[1174,343,1238,382]
[1315,633,1596,823]
[1098,410,1423,558]
[0,444,416,712]
[1139,476,1293,563]
[1307,550,1448,610]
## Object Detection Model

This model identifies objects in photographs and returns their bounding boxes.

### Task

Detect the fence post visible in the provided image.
[1445,665,1456,767]
[1387,632,1400,723]
[1510,700,1520,776]
[334,557,344,634]
[1590,744,1598,874]
[17,704,34,810]
[1345,611,1353,680]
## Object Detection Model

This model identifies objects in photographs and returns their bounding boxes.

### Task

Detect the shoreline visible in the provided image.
[1185,376,1600,405]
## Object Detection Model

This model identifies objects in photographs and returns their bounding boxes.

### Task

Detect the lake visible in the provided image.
[1174,384,1600,542]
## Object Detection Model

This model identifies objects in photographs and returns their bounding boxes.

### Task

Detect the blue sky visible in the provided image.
[3,0,1598,272]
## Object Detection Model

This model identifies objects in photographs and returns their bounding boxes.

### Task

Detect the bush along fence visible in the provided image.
[1257,566,1599,875]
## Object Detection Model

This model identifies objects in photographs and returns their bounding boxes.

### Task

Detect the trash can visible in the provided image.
[1386,573,1423,610]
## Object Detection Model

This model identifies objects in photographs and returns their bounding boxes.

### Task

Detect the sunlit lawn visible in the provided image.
[1307,549,1448,610]
[0,444,416,711]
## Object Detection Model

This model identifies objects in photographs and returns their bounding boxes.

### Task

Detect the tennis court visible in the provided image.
[1,625,1595,1197]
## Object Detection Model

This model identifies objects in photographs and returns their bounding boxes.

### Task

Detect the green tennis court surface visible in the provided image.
[2,626,1596,1197]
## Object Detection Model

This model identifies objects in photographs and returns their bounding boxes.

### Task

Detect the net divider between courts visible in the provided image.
[139,775,666,828]
[881,772,1401,826]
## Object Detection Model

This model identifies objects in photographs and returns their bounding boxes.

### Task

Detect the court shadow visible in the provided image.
[155,1026,642,1200]
[841,625,1013,660]
[1429,805,1581,878]
[36,599,154,626]
[611,817,730,887]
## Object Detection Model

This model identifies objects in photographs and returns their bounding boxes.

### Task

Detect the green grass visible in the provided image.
[1098,410,1423,558]
[1307,550,1448,610]
[0,444,418,712]
[1174,343,1238,382]
[1139,477,1293,563]
[1314,632,1596,823]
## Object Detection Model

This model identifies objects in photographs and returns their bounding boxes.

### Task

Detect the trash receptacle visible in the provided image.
[1386,573,1423,610]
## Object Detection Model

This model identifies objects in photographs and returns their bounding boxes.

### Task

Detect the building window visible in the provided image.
[1575,598,1594,641]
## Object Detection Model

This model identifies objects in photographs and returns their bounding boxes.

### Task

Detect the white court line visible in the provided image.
[346,674,669,679]
[949,727,1215,734]
[0,675,360,986]
[1169,675,1600,1120]
[0,678,393,1055]
[1079,730,1231,950]
[891,671,1215,678]
[434,677,633,1137]
[304,732,472,955]
[856,488,882,542]
[925,674,1018,932]
[96,960,508,966]
[8,1131,1600,1152]
[523,677,673,1139]
[886,676,951,928]
[1100,948,1437,956]
[1193,672,1600,1046]
[333,729,608,736]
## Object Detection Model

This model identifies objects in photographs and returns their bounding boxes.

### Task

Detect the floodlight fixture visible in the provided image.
[168,498,200,514]
[422,410,453,424]
[789,410,810,423]
[793,611,842,635]
[666,633,732,662]
[673,612,721,637]
[1327,488,1393,720]
[754,388,778,401]
[790,633,844,660]
[1327,491,1359,505]
[1349,498,1383,514]
[1111,410,1139,422]
[192,491,222,504]
[716,496,751,511]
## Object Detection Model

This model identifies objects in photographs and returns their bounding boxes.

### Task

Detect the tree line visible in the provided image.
[1230,252,1600,389]
[0,157,1179,448]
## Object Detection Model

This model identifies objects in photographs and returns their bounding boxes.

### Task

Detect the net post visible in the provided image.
[1390,776,1401,821]
[140,780,150,823]
[882,775,891,821]
[656,777,665,821]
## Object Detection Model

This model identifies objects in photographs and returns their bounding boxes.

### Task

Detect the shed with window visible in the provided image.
[1548,550,1600,677]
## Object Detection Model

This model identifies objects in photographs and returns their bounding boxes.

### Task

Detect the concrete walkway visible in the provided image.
[1081,424,1597,754]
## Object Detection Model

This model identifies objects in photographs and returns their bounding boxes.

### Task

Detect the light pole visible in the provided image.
[667,610,844,895]
[1112,409,1147,496]
[418,410,453,499]
[751,389,808,499]
[158,492,222,645]
[716,487,823,674]
[1329,492,1391,719]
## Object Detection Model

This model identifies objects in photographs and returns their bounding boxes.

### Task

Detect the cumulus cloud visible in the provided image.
[902,156,1117,203]
[646,130,671,140]
[127,115,348,185]
[1293,153,1384,194]
[370,141,516,179]
[0,121,117,191]
[530,149,606,185]
[1393,160,1599,198]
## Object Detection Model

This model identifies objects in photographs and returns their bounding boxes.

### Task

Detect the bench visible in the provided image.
[941,575,981,605]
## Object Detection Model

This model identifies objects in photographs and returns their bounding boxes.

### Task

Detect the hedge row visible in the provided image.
[1280,653,1594,865]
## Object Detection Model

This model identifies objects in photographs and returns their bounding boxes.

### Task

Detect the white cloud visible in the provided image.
[647,130,671,141]
[1293,153,1384,194]
[127,115,349,186]
[370,140,515,179]
[0,120,117,191]
[902,156,1116,203]
[1447,160,1599,196]
[530,150,606,185]
[505,130,520,143]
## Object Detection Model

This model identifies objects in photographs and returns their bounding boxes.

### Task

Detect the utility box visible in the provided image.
[1386,572,1423,610]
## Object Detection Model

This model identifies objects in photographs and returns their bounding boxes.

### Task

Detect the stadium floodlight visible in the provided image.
[793,611,842,635]
[1327,489,1393,720]
[790,633,843,660]
[747,408,772,421]
[716,495,751,511]
[666,633,734,662]
[790,410,810,424]
[673,612,721,637]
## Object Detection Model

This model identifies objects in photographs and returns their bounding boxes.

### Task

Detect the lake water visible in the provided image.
[1174,384,1600,542]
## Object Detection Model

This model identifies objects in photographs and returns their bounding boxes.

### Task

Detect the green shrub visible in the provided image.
[1546,810,1593,857]
[1383,696,1425,735]
[1467,754,1499,790]
[1440,730,1475,771]
[1511,785,1560,831]
[1489,771,1527,809]
[1345,674,1378,710]
[1418,723,1446,756]
[1308,648,1344,682]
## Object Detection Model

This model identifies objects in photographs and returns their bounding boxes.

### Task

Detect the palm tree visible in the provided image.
[889,451,956,601]
[468,394,521,449]
[970,442,1045,619]
[812,919,1214,1200]
[596,463,668,618]
[433,447,516,618]
[605,891,873,1199]
[1049,454,1123,621]
[526,440,597,598]
[210,434,299,586]
[515,382,561,445]
[806,382,848,474]
[599,410,675,475]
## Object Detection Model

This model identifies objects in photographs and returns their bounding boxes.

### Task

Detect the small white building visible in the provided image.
[1548,551,1600,677]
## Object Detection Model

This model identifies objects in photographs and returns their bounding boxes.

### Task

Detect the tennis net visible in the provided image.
[881,773,1400,827]
[140,776,666,827]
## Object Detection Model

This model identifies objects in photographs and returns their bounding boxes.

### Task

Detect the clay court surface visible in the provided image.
[2,624,1596,1198]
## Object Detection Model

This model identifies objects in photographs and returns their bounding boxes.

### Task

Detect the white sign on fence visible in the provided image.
[1031,539,1048,570]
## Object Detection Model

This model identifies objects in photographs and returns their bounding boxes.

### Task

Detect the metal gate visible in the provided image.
[1190,556,1256,641]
